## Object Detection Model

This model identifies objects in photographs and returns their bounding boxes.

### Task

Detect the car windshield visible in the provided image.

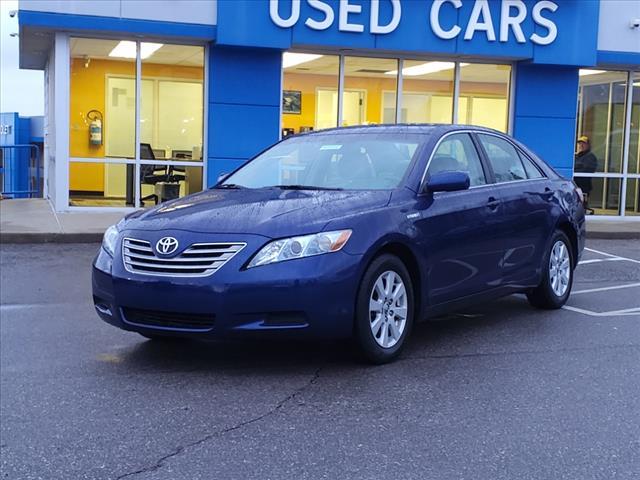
[220,133,425,190]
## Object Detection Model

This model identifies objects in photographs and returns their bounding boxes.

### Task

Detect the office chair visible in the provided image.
[140,143,185,205]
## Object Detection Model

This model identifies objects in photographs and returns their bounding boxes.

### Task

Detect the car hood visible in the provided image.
[123,188,392,237]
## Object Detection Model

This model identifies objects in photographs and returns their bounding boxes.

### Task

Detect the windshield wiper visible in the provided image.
[268,184,344,191]
[214,183,246,189]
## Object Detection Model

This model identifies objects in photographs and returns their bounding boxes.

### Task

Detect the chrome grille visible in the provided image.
[122,237,246,277]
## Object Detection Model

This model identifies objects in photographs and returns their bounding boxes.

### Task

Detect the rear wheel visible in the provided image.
[354,254,414,364]
[527,231,574,309]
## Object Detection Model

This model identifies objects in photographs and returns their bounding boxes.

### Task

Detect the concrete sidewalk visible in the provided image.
[1,198,639,243]
[0,199,124,243]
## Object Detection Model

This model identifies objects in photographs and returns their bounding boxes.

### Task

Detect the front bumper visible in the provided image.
[92,233,363,340]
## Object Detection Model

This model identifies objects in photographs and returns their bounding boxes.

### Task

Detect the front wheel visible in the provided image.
[527,231,574,309]
[354,254,415,364]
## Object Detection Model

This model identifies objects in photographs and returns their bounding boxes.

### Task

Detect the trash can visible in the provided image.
[154,182,181,203]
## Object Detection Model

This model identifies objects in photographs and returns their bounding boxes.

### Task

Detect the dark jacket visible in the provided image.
[574,149,598,194]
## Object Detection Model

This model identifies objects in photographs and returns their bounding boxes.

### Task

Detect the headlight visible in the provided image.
[247,230,352,268]
[102,224,120,257]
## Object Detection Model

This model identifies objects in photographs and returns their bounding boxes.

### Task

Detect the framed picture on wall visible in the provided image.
[283,90,302,114]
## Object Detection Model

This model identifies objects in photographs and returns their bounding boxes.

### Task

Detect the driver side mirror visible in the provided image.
[423,171,470,193]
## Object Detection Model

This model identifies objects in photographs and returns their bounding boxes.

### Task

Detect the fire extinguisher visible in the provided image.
[87,110,103,146]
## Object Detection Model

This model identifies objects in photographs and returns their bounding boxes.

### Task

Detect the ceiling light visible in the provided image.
[385,62,469,76]
[579,69,606,77]
[283,53,323,69]
[109,41,163,60]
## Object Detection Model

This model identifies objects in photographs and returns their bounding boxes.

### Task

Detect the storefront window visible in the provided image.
[575,69,638,216]
[281,53,511,134]
[626,73,640,215]
[68,38,205,207]
[140,45,204,205]
[343,56,399,126]
[625,179,640,216]
[398,61,454,124]
[628,72,639,175]
[282,53,339,135]
[576,70,628,174]
[459,63,511,132]
[69,38,136,206]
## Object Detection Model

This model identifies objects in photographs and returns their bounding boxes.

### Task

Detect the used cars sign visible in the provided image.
[269,0,558,45]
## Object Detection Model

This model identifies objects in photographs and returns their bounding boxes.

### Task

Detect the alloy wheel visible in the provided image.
[549,240,571,297]
[369,270,408,349]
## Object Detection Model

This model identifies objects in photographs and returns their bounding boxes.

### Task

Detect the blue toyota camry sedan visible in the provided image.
[93,125,586,363]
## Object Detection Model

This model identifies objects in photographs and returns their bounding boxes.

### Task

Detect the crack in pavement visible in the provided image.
[115,367,322,480]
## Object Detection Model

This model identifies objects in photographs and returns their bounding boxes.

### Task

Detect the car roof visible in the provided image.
[294,123,508,137]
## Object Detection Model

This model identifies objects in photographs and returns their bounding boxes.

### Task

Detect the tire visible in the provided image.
[527,231,574,309]
[354,254,415,364]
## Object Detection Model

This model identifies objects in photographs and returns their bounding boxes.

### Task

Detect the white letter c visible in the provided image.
[430,0,462,40]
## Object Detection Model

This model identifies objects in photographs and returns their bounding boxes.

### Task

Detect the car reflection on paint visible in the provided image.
[93,124,586,363]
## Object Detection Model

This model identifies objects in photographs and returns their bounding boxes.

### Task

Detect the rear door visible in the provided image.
[475,133,553,284]
[415,132,504,305]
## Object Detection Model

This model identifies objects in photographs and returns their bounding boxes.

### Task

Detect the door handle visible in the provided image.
[487,196,500,210]
[542,187,554,200]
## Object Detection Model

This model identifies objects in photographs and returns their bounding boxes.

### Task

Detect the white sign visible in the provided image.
[269,0,558,45]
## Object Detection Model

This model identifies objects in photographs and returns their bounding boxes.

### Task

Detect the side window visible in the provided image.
[478,134,527,183]
[428,133,487,187]
[518,151,544,179]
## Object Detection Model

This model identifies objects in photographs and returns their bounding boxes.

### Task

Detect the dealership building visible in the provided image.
[13,0,640,217]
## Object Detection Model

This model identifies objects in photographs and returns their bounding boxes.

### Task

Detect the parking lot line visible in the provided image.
[562,305,640,317]
[584,247,640,264]
[572,282,640,295]
[564,246,640,317]
[579,258,626,265]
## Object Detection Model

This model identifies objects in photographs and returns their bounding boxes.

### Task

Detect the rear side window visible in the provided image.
[428,133,487,187]
[478,134,526,183]
[518,151,545,179]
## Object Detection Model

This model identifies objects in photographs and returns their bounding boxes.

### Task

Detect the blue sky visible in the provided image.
[1,0,44,117]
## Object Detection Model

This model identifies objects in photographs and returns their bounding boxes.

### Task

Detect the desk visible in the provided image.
[124,160,202,206]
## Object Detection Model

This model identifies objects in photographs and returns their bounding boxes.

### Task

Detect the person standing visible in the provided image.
[574,135,598,214]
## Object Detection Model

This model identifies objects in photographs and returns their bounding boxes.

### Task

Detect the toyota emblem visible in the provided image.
[156,236,179,255]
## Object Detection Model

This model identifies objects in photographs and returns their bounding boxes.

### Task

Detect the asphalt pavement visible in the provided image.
[1,240,639,480]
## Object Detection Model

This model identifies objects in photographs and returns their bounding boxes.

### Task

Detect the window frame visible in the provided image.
[426,132,489,188]
[474,131,548,186]
[419,129,494,194]
[66,35,208,210]
[282,49,513,138]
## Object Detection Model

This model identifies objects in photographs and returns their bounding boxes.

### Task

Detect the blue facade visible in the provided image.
[17,0,639,193]
[512,64,579,179]
[217,0,599,65]
[207,46,283,184]
[211,0,603,182]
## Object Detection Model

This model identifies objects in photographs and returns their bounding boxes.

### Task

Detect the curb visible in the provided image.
[0,233,103,244]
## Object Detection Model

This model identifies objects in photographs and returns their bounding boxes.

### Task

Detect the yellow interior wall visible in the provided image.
[69,58,202,192]
[282,72,507,132]
[282,73,338,132]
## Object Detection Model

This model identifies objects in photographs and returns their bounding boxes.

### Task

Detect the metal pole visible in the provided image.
[452,62,461,124]
[395,59,403,124]
[619,70,634,217]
